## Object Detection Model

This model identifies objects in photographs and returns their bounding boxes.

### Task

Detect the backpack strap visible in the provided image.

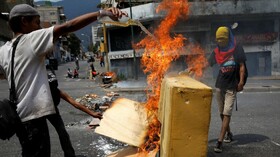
[235,94,238,111]
[9,35,23,107]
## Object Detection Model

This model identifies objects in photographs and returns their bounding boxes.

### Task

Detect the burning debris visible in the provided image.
[135,0,194,153]
[158,75,212,157]
[95,98,149,147]
[92,0,209,156]
[95,98,160,157]
[100,72,117,84]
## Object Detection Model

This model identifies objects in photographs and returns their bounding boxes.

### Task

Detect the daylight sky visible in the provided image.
[33,0,99,51]
[34,0,63,2]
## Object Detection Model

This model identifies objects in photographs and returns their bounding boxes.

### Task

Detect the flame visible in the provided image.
[104,72,115,76]
[135,0,208,153]
[185,44,208,79]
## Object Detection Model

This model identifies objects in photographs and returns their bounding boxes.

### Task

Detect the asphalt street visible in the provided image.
[0,59,280,157]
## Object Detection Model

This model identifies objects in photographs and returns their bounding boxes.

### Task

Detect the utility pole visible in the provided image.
[101,1,113,72]
[129,0,138,80]
[102,23,110,72]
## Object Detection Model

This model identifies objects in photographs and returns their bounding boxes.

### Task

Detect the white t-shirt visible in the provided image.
[0,27,56,122]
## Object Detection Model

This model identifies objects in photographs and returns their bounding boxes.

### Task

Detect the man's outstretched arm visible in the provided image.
[59,89,102,119]
[53,7,128,41]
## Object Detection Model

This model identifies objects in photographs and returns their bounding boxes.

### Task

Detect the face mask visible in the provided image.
[216,27,229,48]
[216,37,229,48]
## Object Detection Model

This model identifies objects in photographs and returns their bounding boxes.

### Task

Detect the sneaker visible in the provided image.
[214,141,222,153]
[224,132,233,143]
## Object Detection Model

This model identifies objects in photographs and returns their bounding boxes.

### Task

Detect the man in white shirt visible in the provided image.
[0,4,127,157]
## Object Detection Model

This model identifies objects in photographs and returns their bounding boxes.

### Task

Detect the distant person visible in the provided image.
[46,65,102,157]
[90,62,98,79]
[208,26,247,153]
[87,56,96,79]
[75,57,79,70]
[73,68,79,78]
[87,55,95,63]
[0,4,127,156]
[67,68,73,78]
[92,69,99,79]
[100,55,105,67]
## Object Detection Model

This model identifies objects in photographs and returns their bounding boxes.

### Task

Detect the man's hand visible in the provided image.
[237,82,244,92]
[92,112,103,119]
[237,62,246,92]
[99,7,128,21]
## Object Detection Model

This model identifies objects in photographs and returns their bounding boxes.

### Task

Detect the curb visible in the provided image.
[243,86,280,92]
[104,87,148,92]
[105,86,280,93]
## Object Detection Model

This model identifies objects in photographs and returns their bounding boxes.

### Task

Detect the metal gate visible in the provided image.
[246,51,271,77]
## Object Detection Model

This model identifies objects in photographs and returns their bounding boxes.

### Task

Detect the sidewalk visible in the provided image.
[78,59,280,93]
[241,76,280,92]
[108,75,280,93]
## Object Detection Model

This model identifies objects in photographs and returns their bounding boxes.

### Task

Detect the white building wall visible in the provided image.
[104,0,280,77]
[37,7,61,25]
[121,3,161,20]
[190,0,280,16]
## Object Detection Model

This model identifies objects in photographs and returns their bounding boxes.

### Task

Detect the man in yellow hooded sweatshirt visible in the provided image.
[208,26,247,153]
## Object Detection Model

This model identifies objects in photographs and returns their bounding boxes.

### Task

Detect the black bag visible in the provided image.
[0,99,21,140]
[47,70,60,106]
[0,35,23,140]
[243,63,248,85]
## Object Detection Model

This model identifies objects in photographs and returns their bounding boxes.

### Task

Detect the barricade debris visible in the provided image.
[70,92,120,128]
[100,72,117,84]
[65,91,127,156]
[76,92,120,112]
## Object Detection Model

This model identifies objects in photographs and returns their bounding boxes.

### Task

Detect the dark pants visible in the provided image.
[100,61,104,67]
[47,108,75,157]
[16,117,51,157]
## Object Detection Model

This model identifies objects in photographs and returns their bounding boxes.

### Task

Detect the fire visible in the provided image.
[135,0,208,153]
[103,71,115,77]
[185,44,209,79]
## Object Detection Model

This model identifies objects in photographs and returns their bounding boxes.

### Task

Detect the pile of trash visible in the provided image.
[75,92,120,113]
[64,92,121,128]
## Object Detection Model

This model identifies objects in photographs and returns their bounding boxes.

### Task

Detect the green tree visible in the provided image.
[87,42,94,52]
[68,33,81,56]
[87,42,99,53]
[44,0,52,6]
[92,42,99,54]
